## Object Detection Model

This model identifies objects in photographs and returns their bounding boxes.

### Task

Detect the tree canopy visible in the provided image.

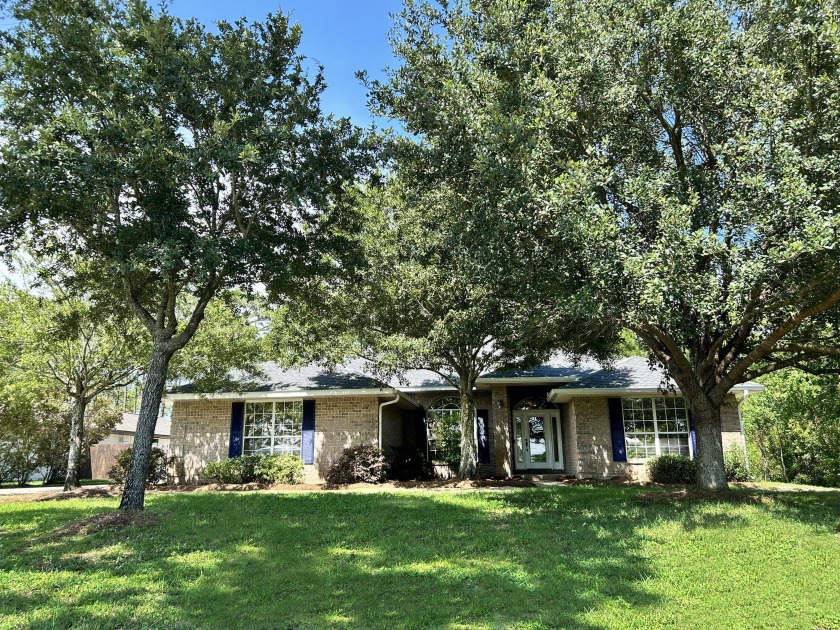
[0,0,371,508]
[384,0,840,489]
[273,177,581,477]
[743,370,840,487]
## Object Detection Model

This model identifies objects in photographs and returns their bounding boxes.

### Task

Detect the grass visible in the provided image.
[1,485,838,630]
[0,479,112,489]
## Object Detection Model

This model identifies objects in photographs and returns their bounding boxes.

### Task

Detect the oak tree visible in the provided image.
[0,0,370,507]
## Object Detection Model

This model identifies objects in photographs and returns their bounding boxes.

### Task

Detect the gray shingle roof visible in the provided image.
[114,412,171,438]
[479,353,601,380]
[562,356,672,390]
[172,354,759,396]
[172,360,393,394]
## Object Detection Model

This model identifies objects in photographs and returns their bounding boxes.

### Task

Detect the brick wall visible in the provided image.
[380,399,405,452]
[170,399,233,483]
[491,385,512,477]
[309,396,380,482]
[568,394,745,481]
[170,391,746,483]
[569,397,633,479]
[170,396,387,483]
[410,388,497,476]
[720,397,744,452]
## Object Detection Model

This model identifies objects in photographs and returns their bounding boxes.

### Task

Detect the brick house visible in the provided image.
[165,356,762,483]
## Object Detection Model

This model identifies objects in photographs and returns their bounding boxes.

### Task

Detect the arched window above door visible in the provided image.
[513,397,558,411]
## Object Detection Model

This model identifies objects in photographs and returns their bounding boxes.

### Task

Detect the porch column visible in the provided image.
[491,384,512,477]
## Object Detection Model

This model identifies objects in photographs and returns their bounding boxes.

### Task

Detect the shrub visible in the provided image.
[109,447,172,485]
[647,454,697,484]
[201,454,305,485]
[254,454,304,484]
[434,412,462,470]
[325,445,389,486]
[723,445,750,482]
[202,455,261,484]
[387,446,433,481]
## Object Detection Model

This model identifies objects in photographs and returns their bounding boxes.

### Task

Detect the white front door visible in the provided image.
[513,409,564,470]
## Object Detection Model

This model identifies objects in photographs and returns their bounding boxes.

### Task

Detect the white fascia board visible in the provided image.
[548,383,765,403]
[547,387,665,403]
[396,385,458,393]
[165,387,409,403]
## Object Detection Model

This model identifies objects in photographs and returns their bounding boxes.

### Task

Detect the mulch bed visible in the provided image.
[390,479,537,489]
[37,487,121,502]
[51,509,157,537]
[633,486,781,505]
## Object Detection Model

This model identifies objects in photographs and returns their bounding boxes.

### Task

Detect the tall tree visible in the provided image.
[742,370,840,487]
[0,279,143,489]
[0,1,370,508]
[387,0,840,489]
[274,182,587,478]
[280,0,615,478]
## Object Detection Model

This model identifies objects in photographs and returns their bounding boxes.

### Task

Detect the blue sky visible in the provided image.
[168,0,403,127]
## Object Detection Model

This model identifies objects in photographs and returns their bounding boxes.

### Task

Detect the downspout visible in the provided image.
[378,393,401,450]
[739,390,751,474]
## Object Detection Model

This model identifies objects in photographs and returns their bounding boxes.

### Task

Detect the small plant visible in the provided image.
[254,454,304,484]
[202,454,305,484]
[325,445,389,486]
[109,447,173,485]
[723,444,750,482]
[202,455,261,484]
[387,446,433,481]
[647,454,697,484]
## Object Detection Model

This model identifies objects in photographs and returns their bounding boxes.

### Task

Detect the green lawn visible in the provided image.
[1,485,838,629]
[0,479,112,489]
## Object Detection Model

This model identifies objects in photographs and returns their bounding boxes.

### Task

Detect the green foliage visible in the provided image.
[109,447,172,485]
[201,456,261,485]
[387,446,433,482]
[0,269,144,487]
[201,454,304,485]
[647,455,697,485]
[0,0,370,507]
[0,380,119,485]
[743,371,840,487]
[168,294,268,392]
[434,412,462,471]
[374,0,840,489]
[253,454,304,485]
[325,445,389,486]
[723,445,751,483]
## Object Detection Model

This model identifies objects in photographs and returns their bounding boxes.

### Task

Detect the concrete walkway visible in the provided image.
[0,484,111,497]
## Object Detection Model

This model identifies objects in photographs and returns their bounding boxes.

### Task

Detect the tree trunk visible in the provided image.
[119,344,172,510]
[776,427,788,482]
[458,383,477,479]
[691,402,729,490]
[63,396,86,491]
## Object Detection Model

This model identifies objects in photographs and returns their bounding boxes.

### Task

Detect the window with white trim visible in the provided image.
[622,397,690,460]
[243,401,303,456]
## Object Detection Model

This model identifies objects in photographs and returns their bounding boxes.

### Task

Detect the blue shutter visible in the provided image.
[302,400,315,464]
[608,397,627,462]
[228,402,245,458]
[476,409,490,464]
[688,409,697,460]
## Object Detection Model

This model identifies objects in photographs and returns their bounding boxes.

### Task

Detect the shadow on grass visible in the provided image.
[0,485,837,629]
